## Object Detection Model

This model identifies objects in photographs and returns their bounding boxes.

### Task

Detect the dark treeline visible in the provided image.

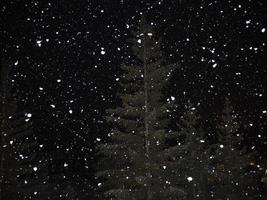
[94,17,266,200]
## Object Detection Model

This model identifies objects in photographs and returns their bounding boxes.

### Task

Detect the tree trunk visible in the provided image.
[143,33,152,200]
[0,60,8,200]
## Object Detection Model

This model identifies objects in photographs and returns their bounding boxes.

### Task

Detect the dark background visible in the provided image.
[1,0,266,196]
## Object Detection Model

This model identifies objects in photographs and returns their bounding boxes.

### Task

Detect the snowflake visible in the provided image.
[36,40,42,47]
[187,177,193,182]
[25,113,32,118]
[212,63,217,68]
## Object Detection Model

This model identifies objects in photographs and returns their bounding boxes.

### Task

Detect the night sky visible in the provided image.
[1,0,267,197]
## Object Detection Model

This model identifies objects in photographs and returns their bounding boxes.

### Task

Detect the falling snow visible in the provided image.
[1,1,266,199]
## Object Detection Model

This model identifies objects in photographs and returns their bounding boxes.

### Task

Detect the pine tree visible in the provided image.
[9,112,51,200]
[210,97,258,199]
[0,58,18,200]
[181,102,210,200]
[169,101,211,199]
[0,58,50,199]
[96,16,184,200]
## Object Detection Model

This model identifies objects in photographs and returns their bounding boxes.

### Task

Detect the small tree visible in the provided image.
[184,104,210,200]
[167,101,211,200]
[210,97,258,199]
